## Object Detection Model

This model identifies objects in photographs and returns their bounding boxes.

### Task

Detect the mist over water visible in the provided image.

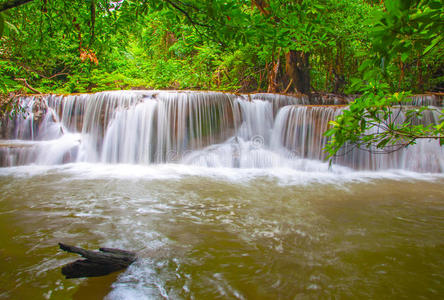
[1,91,442,171]
[0,167,443,299]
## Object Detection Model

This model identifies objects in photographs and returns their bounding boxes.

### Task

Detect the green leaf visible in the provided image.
[324,128,336,137]
[376,137,391,148]
[329,120,339,127]
[401,52,409,62]
[423,36,442,55]
[429,1,442,9]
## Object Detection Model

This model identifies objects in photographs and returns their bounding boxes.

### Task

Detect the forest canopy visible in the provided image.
[0,0,443,156]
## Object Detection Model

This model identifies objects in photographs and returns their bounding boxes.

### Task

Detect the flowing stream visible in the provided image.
[0,91,443,299]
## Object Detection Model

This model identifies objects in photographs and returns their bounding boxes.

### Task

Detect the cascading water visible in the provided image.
[271,105,443,172]
[1,91,444,300]
[0,91,442,172]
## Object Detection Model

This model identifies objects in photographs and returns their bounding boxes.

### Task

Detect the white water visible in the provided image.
[0,90,442,172]
[1,91,444,300]
[0,162,443,299]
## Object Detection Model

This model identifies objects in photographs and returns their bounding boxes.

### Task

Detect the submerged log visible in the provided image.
[59,243,137,279]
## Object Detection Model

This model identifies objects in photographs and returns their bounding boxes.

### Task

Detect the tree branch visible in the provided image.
[0,0,34,12]
[1,57,69,79]
[163,0,227,47]
[14,78,42,94]
[164,0,210,28]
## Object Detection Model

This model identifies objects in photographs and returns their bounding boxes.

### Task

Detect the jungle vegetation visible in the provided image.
[0,0,443,156]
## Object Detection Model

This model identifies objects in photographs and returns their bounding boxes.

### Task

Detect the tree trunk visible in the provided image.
[15,78,42,94]
[417,56,424,93]
[267,48,281,93]
[332,40,345,94]
[251,0,271,16]
[285,50,310,94]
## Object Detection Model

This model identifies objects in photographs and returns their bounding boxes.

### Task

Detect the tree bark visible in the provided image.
[251,0,271,16]
[15,78,42,94]
[285,50,310,94]
[0,0,34,12]
[417,56,424,93]
[267,48,281,93]
[332,40,345,94]
[252,0,311,94]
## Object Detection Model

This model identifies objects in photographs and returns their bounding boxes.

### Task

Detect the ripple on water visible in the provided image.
[0,165,443,299]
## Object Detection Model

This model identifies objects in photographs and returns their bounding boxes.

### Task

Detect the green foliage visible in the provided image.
[1,0,443,150]
[326,0,444,158]
[0,0,382,94]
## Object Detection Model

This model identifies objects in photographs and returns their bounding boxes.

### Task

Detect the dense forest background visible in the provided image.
[0,0,443,155]
[0,0,442,95]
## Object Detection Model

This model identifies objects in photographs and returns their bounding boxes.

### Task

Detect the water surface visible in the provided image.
[0,164,443,299]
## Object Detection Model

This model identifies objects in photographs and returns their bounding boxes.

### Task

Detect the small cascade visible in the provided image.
[0,96,64,141]
[271,105,443,172]
[405,94,443,106]
[0,91,442,172]
[0,141,37,166]
[249,93,309,114]
[271,106,342,160]
[101,101,157,164]
[236,99,274,143]
[308,93,352,105]
[99,92,240,163]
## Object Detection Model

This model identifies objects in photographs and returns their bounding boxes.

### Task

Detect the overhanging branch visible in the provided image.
[15,78,42,94]
[164,0,210,28]
[0,0,34,12]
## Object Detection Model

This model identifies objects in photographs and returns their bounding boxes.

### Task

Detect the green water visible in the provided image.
[0,166,443,299]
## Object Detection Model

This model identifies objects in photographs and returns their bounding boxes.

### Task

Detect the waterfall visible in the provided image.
[405,94,443,106]
[0,91,442,172]
[271,105,443,172]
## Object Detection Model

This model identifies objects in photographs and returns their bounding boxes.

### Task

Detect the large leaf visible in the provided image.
[423,35,442,55]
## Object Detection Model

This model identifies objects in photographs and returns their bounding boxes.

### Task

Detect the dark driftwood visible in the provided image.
[59,243,137,279]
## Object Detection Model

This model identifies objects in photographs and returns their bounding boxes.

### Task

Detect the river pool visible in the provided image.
[0,164,443,299]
